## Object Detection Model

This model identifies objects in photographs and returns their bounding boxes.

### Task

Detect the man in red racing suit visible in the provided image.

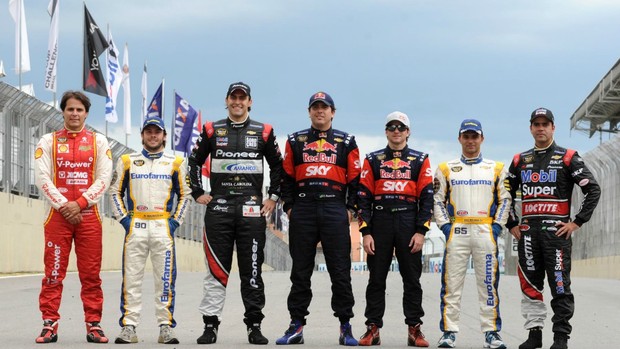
[34,91,113,344]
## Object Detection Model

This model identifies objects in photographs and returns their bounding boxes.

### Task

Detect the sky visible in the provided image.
[2,0,620,166]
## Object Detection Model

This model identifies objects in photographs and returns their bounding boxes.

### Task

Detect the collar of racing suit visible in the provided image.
[460,153,483,164]
[534,139,556,152]
[310,126,333,138]
[141,149,164,159]
[227,115,250,129]
[386,144,409,155]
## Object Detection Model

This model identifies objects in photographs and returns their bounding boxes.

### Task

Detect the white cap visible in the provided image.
[385,111,410,128]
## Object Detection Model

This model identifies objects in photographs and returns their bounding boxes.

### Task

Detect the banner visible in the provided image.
[44,0,59,92]
[122,43,131,135]
[173,92,199,155]
[83,5,108,97]
[144,82,163,124]
[104,31,122,122]
[9,0,31,74]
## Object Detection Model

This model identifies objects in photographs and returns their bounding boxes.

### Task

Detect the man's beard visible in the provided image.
[144,141,164,153]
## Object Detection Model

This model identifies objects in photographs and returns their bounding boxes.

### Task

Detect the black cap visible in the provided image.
[530,107,554,123]
[226,82,251,98]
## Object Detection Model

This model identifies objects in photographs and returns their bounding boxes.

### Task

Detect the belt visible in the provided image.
[132,211,170,220]
[453,217,493,224]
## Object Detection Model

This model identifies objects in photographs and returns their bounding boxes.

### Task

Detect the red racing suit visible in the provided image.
[433,155,511,333]
[357,146,434,327]
[506,142,600,335]
[281,127,361,324]
[34,127,113,322]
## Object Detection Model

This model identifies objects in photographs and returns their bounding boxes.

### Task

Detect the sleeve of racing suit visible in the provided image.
[568,151,601,226]
[34,133,68,210]
[493,162,512,227]
[263,125,283,197]
[188,124,211,200]
[345,135,362,212]
[171,156,193,225]
[433,162,451,229]
[415,155,434,235]
[76,133,113,210]
[109,155,130,220]
[356,156,375,236]
[505,154,522,230]
[281,138,296,213]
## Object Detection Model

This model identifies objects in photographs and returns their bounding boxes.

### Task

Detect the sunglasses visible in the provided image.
[386,124,408,132]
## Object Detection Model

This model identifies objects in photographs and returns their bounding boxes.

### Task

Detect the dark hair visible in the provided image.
[60,91,91,112]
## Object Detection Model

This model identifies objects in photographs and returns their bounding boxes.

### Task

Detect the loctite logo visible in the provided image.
[521,170,557,183]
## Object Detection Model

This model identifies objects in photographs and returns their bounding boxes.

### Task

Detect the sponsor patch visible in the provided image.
[79,145,92,152]
[35,147,43,159]
[451,166,462,172]
[58,144,69,153]
[216,128,228,136]
[245,136,258,149]
[242,205,261,217]
[106,149,112,159]
[133,160,145,166]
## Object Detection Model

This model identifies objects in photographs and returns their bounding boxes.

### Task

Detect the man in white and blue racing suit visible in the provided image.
[433,119,511,349]
[110,116,192,344]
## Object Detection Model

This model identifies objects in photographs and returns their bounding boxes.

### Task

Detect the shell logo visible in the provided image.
[35,148,43,159]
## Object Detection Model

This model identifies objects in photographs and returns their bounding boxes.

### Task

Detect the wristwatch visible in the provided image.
[269,194,280,202]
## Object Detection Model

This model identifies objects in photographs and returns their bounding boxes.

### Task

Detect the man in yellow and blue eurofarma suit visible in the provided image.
[109,116,192,344]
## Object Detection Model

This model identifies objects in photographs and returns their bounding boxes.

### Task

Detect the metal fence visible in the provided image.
[0,81,205,242]
[571,136,620,260]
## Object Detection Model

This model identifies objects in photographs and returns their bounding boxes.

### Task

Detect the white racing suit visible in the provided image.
[110,150,192,328]
[433,155,511,333]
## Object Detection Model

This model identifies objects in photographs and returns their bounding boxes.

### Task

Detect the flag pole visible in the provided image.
[172,88,175,155]
[17,0,22,91]
[105,23,110,137]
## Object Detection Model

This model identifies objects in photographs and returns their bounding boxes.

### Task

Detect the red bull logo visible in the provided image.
[303,139,338,153]
[381,158,411,170]
[380,158,411,179]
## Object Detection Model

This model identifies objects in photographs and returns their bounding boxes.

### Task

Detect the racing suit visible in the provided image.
[281,127,361,324]
[506,142,600,335]
[34,127,113,322]
[109,150,192,328]
[188,117,282,326]
[357,146,434,327]
[433,155,511,333]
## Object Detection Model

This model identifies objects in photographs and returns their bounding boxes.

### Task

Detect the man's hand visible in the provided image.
[363,235,375,256]
[67,213,83,225]
[261,198,276,216]
[195,194,212,205]
[509,226,521,241]
[409,232,425,253]
[555,221,579,240]
[59,201,81,220]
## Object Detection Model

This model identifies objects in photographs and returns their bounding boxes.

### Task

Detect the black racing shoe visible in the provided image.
[197,316,220,344]
[518,327,542,349]
[247,323,269,345]
[550,333,569,349]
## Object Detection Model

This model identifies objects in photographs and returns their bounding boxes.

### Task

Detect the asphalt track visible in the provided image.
[1,270,617,348]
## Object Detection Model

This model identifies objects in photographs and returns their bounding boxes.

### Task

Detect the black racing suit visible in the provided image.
[506,142,600,335]
[188,117,283,326]
[357,146,434,327]
[281,127,361,324]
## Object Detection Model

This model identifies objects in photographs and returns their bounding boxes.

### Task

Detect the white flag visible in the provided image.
[44,0,59,92]
[9,0,31,74]
[141,62,148,126]
[122,43,132,135]
[104,31,123,123]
